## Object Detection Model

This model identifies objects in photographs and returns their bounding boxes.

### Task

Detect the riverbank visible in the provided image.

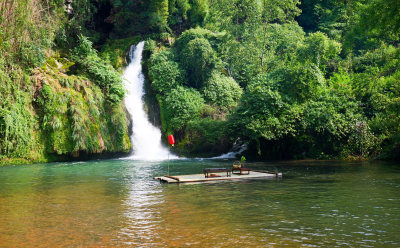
[0,151,131,167]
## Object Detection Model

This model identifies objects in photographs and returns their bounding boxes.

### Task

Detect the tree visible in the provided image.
[149,50,186,94]
[229,76,299,142]
[343,0,399,53]
[301,95,361,156]
[181,37,218,88]
[149,0,170,31]
[164,86,205,131]
[188,0,209,26]
[265,62,326,104]
[168,0,191,27]
[297,31,341,72]
[202,71,243,110]
[360,0,400,36]
[262,0,301,23]
[206,1,302,87]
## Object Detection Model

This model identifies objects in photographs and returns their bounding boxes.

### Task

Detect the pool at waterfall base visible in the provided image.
[0,159,399,247]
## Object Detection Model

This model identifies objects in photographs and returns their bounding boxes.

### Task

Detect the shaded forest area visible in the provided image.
[1,0,399,164]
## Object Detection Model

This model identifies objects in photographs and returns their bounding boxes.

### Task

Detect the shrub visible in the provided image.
[0,66,36,158]
[181,37,218,88]
[175,27,220,52]
[164,86,205,131]
[202,71,242,110]
[297,32,341,72]
[149,51,186,94]
[181,118,230,156]
[71,36,125,104]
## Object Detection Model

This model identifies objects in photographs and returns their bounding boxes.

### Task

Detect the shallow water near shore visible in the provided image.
[0,159,399,247]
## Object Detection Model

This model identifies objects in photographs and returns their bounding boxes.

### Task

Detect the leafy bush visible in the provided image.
[297,32,341,72]
[71,36,125,104]
[230,78,295,141]
[266,62,326,103]
[149,51,186,94]
[181,118,230,156]
[265,23,306,60]
[181,37,218,88]
[186,118,227,145]
[187,0,209,26]
[202,71,242,110]
[175,27,224,55]
[168,0,191,26]
[301,95,361,154]
[343,122,380,159]
[164,86,205,132]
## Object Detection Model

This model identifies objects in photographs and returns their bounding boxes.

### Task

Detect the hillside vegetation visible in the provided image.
[0,0,132,165]
[143,0,400,160]
[1,0,399,164]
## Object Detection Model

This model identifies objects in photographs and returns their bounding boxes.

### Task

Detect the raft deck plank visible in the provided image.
[155,170,282,183]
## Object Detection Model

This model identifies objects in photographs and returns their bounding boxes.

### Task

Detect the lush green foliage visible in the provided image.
[102,0,209,37]
[202,71,242,110]
[181,37,218,88]
[2,0,400,162]
[146,27,243,155]
[206,0,399,159]
[182,118,230,156]
[141,0,400,159]
[71,36,125,104]
[0,0,132,165]
[100,36,142,70]
[148,50,186,94]
[36,69,130,156]
[163,86,205,132]
[0,66,37,159]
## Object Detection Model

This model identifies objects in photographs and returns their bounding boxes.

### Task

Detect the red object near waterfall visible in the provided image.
[168,135,175,146]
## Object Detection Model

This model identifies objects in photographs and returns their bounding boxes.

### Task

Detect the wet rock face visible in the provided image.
[65,0,74,17]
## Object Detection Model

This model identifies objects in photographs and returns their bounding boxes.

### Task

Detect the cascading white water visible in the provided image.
[123,41,175,160]
[210,140,247,159]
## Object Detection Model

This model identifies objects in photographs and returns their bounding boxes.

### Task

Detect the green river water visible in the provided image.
[0,159,399,247]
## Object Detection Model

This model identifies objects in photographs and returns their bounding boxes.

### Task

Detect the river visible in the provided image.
[0,159,399,247]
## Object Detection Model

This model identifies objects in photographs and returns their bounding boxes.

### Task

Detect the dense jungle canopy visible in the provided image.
[0,0,399,164]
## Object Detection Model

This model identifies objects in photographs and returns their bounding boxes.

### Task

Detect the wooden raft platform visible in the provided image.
[154,170,282,183]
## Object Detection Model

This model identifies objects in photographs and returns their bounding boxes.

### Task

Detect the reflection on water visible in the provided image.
[118,161,165,245]
[0,160,399,247]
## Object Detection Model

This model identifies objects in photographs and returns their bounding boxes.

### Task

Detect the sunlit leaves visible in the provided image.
[149,51,185,94]
[71,36,124,104]
[202,71,242,110]
[164,86,205,131]
[297,32,341,71]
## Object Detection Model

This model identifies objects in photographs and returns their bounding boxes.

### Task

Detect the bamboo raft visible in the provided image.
[154,170,282,183]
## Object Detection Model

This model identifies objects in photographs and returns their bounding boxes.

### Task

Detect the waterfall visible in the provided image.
[210,140,247,159]
[123,41,175,160]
